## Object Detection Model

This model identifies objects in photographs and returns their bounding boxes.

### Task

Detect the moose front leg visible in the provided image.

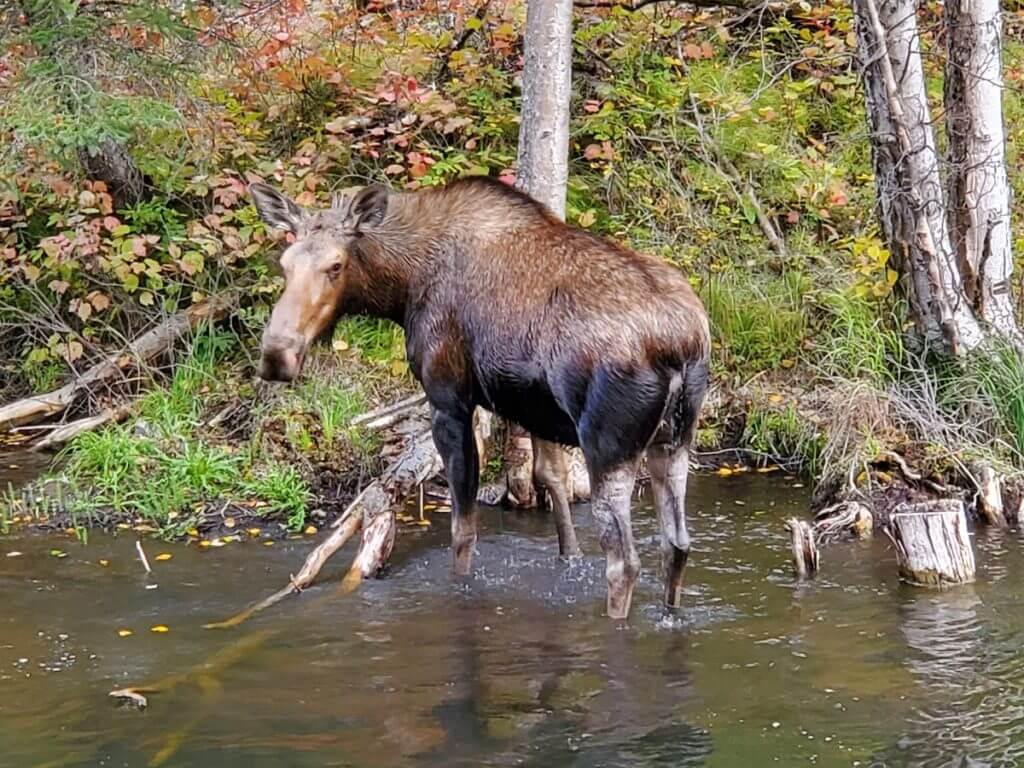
[432,408,480,575]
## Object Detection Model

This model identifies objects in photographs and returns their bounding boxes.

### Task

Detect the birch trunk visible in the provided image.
[853,0,985,354]
[504,0,578,507]
[945,0,1022,344]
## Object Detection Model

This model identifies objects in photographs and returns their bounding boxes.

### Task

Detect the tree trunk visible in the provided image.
[77,138,147,210]
[853,0,985,354]
[890,501,976,587]
[504,0,578,508]
[945,0,1022,344]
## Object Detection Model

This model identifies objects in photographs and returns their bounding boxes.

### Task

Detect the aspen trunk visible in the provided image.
[890,501,976,587]
[945,0,1022,345]
[853,0,985,353]
[505,0,580,507]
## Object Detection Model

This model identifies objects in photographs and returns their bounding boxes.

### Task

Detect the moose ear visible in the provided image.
[352,184,388,229]
[249,183,306,234]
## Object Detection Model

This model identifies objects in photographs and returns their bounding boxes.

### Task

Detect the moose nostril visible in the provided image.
[259,349,298,382]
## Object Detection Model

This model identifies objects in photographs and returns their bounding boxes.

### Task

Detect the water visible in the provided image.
[2,469,1023,767]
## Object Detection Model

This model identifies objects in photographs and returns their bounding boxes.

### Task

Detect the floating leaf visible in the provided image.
[304,525,318,535]
[50,549,67,558]
[154,553,172,561]
[118,629,134,638]
[99,558,110,566]
[150,625,169,634]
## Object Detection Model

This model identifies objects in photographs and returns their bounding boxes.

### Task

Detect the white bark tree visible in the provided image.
[853,0,1021,354]
[944,0,1021,344]
[502,0,590,507]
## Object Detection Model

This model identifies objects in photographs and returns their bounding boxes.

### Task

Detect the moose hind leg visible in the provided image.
[648,443,692,610]
[532,437,580,557]
[591,460,640,619]
[432,409,480,575]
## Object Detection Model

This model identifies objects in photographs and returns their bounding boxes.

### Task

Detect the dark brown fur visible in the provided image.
[251,176,710,619]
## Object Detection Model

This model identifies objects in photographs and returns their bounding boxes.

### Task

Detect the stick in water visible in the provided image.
[135,540,152,575]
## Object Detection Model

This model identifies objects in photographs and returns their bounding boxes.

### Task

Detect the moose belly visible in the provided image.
[477,372,580,447]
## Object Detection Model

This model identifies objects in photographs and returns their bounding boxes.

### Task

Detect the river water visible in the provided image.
[1,463,1022,767]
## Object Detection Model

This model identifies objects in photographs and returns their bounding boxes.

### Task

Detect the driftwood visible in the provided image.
[888,501,975,587]
[0,297,232,431]
[30,404,132,452]
[785,518,818,578]
[205,427,440,630]
[785,500,873,577]
[350,392,427,429]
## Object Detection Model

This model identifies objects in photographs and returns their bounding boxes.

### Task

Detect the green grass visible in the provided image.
[702,271,809,375]
[335,318,406,367]
[743,402,825,476]
[816,291,903,385]
[245,463,310,531]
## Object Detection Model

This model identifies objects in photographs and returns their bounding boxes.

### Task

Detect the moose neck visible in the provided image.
[340,191,445,326]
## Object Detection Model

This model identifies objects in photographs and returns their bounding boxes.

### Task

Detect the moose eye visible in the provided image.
[326,262,343,279]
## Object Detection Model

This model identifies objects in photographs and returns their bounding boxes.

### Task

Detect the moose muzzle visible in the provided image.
[259,329,306,383]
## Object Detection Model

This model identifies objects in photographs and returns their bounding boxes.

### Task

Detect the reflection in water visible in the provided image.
[884,531,1024,768]
[2,472,1023,767]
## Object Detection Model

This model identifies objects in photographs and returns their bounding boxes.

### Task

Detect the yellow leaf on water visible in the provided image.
[155,553,172,561]
[118,629,133,638]
[247,528,261,536]
[717,467,734,477]
[263,541,274,547]
[199,540,212,548]
[304,525,318,535]
[209,539,225,548]
[415,520,431,527]
[150,625,169,634]
[99,559,110,567]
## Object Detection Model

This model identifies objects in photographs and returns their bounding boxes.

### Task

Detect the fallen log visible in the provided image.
[30,403,133,452]
[888,501,975,587]
[205,426,441,630]
[0,296,233,431]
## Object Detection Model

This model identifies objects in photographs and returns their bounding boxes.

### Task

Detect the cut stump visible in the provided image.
[889,501,975,587]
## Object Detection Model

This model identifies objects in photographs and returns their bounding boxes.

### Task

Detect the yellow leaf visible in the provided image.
[263,540,274,547]
[118,629,133,638]
[756,466,780,473]
[304,525,318,535]
[199,540,212,548]
[155,553,172,561]
[717,467,733,477]
[150,625,170,634]
[187,528,199,537]
[415,519,431,526]
[210,538,225,548]
[247,528,261,536]
[780,358,795,369]
[768,394,783,404]
[224,517,236,529]
[99,559,110,567]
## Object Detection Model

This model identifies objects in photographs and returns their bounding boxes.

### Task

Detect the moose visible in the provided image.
[250,177,709,619]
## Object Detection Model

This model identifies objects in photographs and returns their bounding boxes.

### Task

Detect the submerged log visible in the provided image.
[889,501,975,587]
[785,517,819,578]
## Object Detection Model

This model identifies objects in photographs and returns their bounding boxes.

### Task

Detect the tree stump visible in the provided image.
[785,518,819,579]
[890,501,975,587]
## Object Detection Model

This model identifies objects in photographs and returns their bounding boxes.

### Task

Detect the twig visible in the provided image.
[135,540,152,575]
[31,404,132,452]
[350,392,427,427]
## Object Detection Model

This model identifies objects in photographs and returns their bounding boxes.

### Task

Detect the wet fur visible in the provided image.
[320,177,710,476]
